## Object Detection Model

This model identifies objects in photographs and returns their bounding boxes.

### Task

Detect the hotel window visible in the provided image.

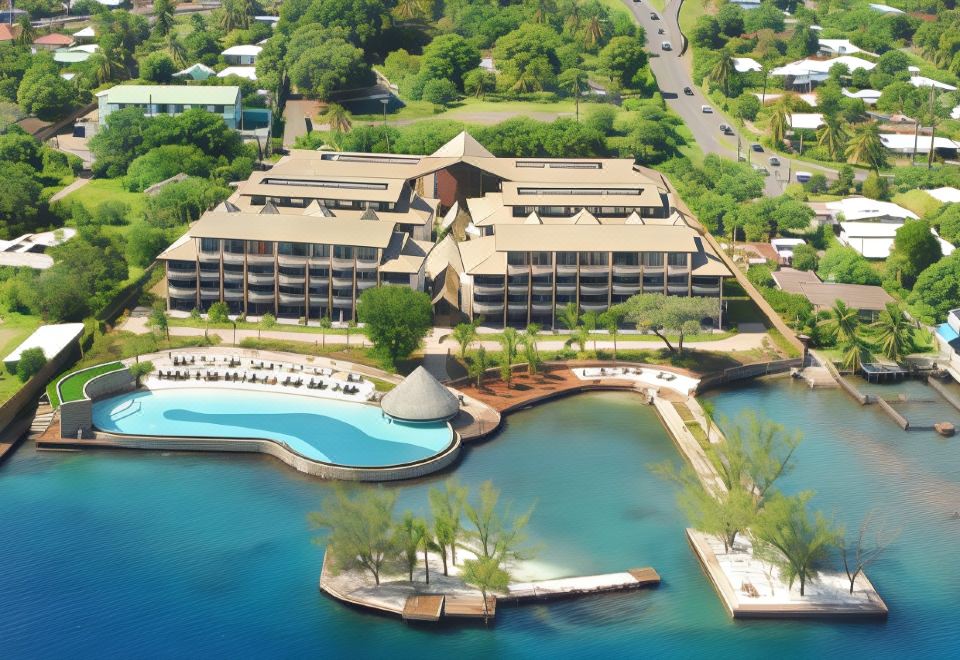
[356,247,377,261]
[556,252,577,266]
[642,252,663,267]
[246,241,274,255]
[334,246,354,260]
[224,239,244,254]
[200,238,219,253]
[278,242,308,257]
[579,252,608,266]
[311,244,330,258]
[530,252,552,266]
[667,252,688,267]
[613,252,639,266]
[507,252,529,266]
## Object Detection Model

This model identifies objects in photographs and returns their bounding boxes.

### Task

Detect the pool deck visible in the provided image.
[319,548,659,623]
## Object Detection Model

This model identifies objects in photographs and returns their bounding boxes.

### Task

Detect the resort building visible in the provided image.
[96,85,243,129]
[771,56,877,89]
[158,132,731,326]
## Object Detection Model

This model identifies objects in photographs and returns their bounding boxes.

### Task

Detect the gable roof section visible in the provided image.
[430,131,495,159]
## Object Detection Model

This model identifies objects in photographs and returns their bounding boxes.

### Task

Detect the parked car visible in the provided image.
[658,28,665,34]
[719,123,730,133]
[752,164,770,176]
[768,155,781,166]
[683,86,693,95]
[751,143,764,153]
[701,105,713,113]
[661,41,672,51]
[650,12,659,19]
[796,171,813,183]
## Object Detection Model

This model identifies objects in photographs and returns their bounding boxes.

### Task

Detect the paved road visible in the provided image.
[623,0,864,193]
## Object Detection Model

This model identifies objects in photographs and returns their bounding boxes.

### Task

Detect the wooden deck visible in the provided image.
[402,595,444,622]
[443,594,496,619]
[506,568,660,602]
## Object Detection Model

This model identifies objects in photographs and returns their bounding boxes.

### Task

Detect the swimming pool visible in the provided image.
[91,388,454,468]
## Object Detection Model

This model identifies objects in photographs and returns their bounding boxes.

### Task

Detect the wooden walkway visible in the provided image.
[402,595,445,622]
[505,568,660,602]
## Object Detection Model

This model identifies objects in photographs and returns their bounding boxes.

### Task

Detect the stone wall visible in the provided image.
[59,366,134,439]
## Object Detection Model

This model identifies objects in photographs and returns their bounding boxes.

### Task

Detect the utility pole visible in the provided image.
[927,85,937,169]
[380,98,389,154]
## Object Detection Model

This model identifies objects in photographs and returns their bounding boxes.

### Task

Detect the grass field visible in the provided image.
[62,179,147,221]
[0,313,44,404]
[49,361,124,408]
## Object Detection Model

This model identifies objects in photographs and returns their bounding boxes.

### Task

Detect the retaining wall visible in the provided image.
[58,365,133,439]
[696,358,803,392]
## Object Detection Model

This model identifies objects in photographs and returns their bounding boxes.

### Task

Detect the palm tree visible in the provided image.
[452,320,479,360]
[583,16,605,49]
[770,98,792,146]
[153,0,176,37]
[564,2,582,33]
[709,49,736,97]
[220,0,251,31]
[510,68,544,94]
[599,307,624,362]
[521,323,542,376]
[16,16,35,47]
[393,0,428,21]
[564,325,590,352]
[820,300,860,345]
[871,303,911,362]
[845,123,888,171]
[469,345,490,388]
[530,0,554,24]
[324,103,353,135]
[166,34,188,69]
[558,302,580,331]
[498,328,520,386]
[558,68,587,121]
[840,339,869,373]
[816,117,848,162]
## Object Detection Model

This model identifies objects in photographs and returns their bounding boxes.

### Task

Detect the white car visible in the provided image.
[796,171,813,183]
[701,105,713,113]
[661,41,672,51]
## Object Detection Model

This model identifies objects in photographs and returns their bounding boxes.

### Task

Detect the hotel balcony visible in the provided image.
[530,265,552,277]
[168,277,197,288]
[332,257,355,270]
[356,258,378,271]
[613,284,641,296]
[579,265,609,276]
[580,301,609,313]
[531,301,553,313]
[667,266,690,276]
[613,264,642,275]
[247,272,275,285]
[198,250,220,261]
[199,287,220,299]
[167,264,196,275]
[356,279,377,290]
[473,284,505,296]
[506,284,529,295]
[531,284,553,295]
[579,283,609,295]
[279,292,306,305]
[247,291,275,303]
[278,273,305,286]
[223,271,243,283]
[223,252,244,264]
[556,283,576,294]
[508,302,528,313]
[309,256,331,268]
[246,253,274,265]
[309,276,329,288]
[692,285,720,296]
[168,284,196,298]
[223,289,243,301]
[278,254,308,266]
[332,295,354,307]
[667,285,689,295]
[332,276,354,288]
[507,264,529,276]
[473,301,504,315]
[199,270,220,282]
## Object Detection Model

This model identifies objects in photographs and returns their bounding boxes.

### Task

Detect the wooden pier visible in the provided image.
[504,568,660,602]
[402,595,445,622]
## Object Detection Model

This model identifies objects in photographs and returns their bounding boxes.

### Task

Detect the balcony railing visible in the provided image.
[473,284,504,296]
[531,284,553,295]
[277,254,308,266]
[247,272,275,285]
[199,288,220,299]
[167,264,196,275]
[356,258,378,270]
[692,285,720,296]
[223,289,243,301]
[332,257,355,270]
[279,292,306,305]
[167,284,196,298]
[223,272,243,283]
[612,264,642,275]
[247,291,275,303]
[278,273,305,286]
[223,252,244,264]
[579,283,609,295]
[578,265,609,276]
[580,301,608,313]
[356,279,377,290]
[613,284,641,295]
[556,264,577,275]
[473,301,504,315]
[199,271,220,282]
[332,296,354,307]
[246,253,274,264]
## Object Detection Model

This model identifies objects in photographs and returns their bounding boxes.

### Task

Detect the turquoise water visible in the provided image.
[91,388,452,467]
[1,386,959,657]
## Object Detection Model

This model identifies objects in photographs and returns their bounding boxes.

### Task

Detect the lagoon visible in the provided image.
[1,385,959,657]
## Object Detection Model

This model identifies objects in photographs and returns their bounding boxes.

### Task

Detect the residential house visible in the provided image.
[222,45,262,66]
[32,33,74,51]
[95,85,243,129]
[173,63,216,81]
[771,56,878,89]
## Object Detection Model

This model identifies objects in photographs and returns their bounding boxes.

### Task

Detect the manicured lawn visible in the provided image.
[0,313,44,404]
[49,361,124,408]
[892,190,942,218]
[62,178,147,221]
[170,317,356,335]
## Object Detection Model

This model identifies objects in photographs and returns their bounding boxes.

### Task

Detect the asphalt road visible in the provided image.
[623,0,863,195]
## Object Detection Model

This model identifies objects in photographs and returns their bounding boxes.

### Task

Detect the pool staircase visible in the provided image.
[28,402,55,439]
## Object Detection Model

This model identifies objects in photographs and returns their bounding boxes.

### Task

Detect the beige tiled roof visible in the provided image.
[493,224,700,253]
[379,234,430,273]
[459,236,504,275]
[500,182,664,208]
[189,212,397,247]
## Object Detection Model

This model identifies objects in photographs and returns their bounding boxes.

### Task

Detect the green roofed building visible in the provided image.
[95,84,243,129]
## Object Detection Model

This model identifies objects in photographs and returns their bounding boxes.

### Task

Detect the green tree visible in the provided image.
[258,311,277,339]
[15,347,46,382]
[421,78,458,107]
[769,98,791,146]
[817,117,848,161]
[889,219,941,289]
[129,360,155,387]
[463,480,533,562]
[468,344,490,388]
[817,245,881,285]
[871,303,911,362]
[148,302,170,341]
[460,556,509,623]
[819,300,860,345]
[493,24,561,93]
[152,0,175,37]
[357,286,433,369]
[908,252,960,322]
[622,293,720,352]
[289,38,371,100]
[17,57,75,120]
[708,49,736,97]
[0,162,43,238]
[790,243,819,271]
[428,479,468,574]
[393,511,428,582]
[309,487,398,586]
[599,36,647,87]
[139,51,176,83]
[463,69,496,99]
[452,320,479,359]
[521,323,542,376]
[207,301,231,323]
[673,469,757,552]
[558,68,587,121]
[753,492,840,597]
[734,92,761,122]
[845,123,888,171]
[323,103,352,135]
[838,512,897,595]
[419,34,480,90]
[558,301,580,331]
[599,306,626,362]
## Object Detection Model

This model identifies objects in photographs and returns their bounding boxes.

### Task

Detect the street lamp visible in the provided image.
[231,319,237,346]
[380,98,390,153]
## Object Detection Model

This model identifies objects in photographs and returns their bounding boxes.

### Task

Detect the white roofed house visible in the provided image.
[879,133,960,157]
[173,63,216,81]
[868,3,905,13]
[788,113,824,130]
[733,57,763,73]
[927,187,960,204]
[909,76,958,92]
[842,88,881,105]
[827,198,955,259]
[771,56,876,89]
[222,45,263,66]
[96,85,243,129]
[218,66,258,81]
[817,39,871,57]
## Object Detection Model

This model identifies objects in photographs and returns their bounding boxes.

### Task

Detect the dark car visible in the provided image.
[751,143,764,153]
[683,86,693,96]
[650,12,659,19]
